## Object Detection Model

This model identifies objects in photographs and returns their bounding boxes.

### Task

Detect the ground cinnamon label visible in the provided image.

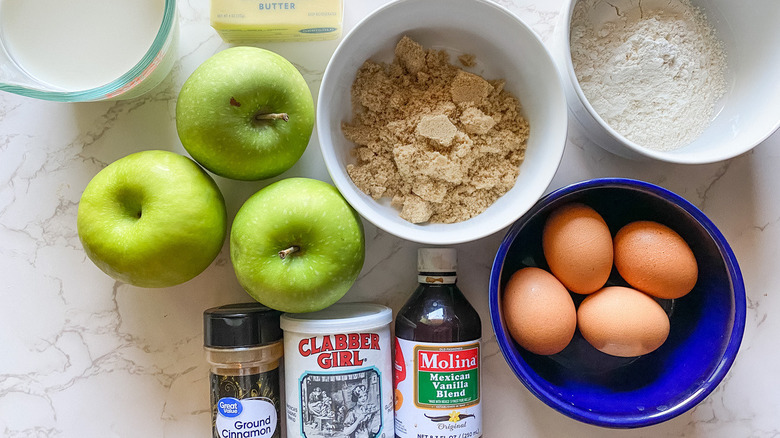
[343,36,530,224]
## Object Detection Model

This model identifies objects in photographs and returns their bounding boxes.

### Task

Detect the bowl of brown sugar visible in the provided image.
[317,0,568,244]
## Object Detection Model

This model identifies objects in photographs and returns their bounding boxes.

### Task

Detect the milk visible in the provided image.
[0,0,165,91]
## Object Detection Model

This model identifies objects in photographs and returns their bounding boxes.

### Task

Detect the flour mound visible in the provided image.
[570,0,727,151]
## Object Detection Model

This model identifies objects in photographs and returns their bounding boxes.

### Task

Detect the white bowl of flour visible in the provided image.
[554,0,780,163]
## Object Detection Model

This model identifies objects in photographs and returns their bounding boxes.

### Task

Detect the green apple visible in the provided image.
[176,46,314,181]
[77,150,227,288]
[230,178,365,313]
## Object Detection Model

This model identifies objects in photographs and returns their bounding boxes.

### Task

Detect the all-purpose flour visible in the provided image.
[570,0,727,151]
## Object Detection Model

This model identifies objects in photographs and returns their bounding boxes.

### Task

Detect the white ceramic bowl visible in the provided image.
[317,0,567,245]
[554,0,780,163]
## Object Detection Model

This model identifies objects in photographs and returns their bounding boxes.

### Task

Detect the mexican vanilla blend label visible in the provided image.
[394,339,482,438]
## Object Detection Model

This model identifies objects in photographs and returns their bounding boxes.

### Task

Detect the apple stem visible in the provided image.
[255,112,289,122]
[278,246,300,259]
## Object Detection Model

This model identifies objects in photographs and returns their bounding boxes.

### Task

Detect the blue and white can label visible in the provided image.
[210,369,281,438]
[216,397,278,438]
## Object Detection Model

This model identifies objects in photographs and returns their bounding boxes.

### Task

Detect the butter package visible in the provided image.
[211,0,343,43]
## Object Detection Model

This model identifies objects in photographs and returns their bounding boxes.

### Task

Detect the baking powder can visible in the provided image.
[280,303,394,438]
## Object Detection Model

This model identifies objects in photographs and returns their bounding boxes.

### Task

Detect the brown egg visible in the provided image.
[614,221,698,299]
[577,286,670,357]
[502,267,577,355]
[542,203,613,294]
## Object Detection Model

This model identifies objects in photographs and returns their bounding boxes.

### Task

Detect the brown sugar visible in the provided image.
[415,114,458,146]
[458,53,477,68]
[343,36,530,224]
[450,70,493,105]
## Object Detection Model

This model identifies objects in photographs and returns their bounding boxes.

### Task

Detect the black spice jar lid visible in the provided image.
[204,303,283,348]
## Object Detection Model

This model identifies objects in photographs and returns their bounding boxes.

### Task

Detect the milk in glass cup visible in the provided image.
[0,0,178,101]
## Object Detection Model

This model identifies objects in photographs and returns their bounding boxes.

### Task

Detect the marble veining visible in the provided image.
[1,0,779,436]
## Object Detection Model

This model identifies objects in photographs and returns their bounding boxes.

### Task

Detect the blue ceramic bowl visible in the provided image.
[489,178,746,428]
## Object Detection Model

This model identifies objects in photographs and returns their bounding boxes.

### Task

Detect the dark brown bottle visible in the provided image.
[393,248,482,438]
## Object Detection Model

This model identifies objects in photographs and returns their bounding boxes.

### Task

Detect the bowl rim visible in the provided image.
[0,0,177,102]
[316,0,568,244]
[488,177,747,428]
[557,0,780,164]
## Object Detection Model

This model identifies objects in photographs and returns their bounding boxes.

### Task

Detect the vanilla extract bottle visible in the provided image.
[393,248,482,438]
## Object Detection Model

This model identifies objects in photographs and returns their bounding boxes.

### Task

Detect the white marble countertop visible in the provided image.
[1,0,778,436]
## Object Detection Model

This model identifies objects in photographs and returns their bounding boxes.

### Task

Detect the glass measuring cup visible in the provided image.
[0,0,178,102]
